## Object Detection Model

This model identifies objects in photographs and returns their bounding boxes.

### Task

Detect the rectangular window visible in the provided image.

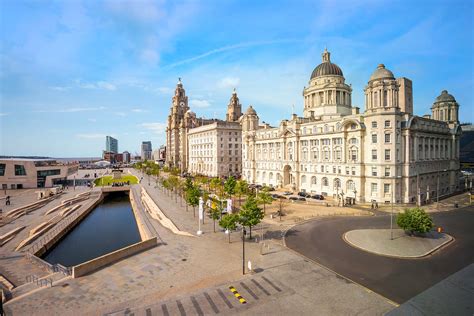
[0,164,5,176]
[372,150,377,160]
[371,183,378,193]
[385,149,391,161]
[333,167,336,173]
[385,120,391,128]
[14,165,27,176]
[372,167,377,176]
[346,167,350,175]
[384,183,390,193]
[372,134,377,144]
[385,167,390,177]
[351,167,356,176]
[385,133,391,143]
[372,121,377,128]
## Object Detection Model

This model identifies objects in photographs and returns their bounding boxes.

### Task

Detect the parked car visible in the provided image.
[271,193,282,199]
[297,192,306,197]
[283,191,292,195]
[311,194,325,200]
[297,197,306,201]
[289,196,298,201]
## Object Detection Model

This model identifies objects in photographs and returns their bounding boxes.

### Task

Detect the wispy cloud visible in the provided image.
[50,80,117,91]
[140,122,167,134]
[190,99,211,108]
[0,113,8,117]
[132,108,148,113]
[76,133,110,139]
[88,118,97,122]
[165,38,303,68]
[218,77,240,89]
[114,112,126,117]
[34,106,106,113]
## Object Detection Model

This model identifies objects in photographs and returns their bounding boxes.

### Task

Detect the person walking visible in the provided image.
[5,196,10,206]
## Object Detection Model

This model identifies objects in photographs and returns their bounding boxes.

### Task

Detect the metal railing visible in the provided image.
[25,275,53,288]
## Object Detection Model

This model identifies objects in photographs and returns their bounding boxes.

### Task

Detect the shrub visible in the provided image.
[396,207,434,234]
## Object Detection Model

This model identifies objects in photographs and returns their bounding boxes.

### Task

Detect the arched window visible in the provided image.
[262,172,266,182]
[334,178,341,190]
[334,147,342,161]
[322,177,329,187]
[311,176,317,185]
[323,147,330,161]
[346,180,355,191]
[301,175,307,184]
[349,146,358,161]
[324,124,329,132]
[269,172,274,182]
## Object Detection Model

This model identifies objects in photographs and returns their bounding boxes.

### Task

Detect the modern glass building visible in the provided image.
[106,136,118,153]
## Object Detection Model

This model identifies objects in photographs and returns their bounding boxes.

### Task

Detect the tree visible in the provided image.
[224,176,237,198]
[210,178,221,194]
[219,213,239,243]
[257,188,273,214]
[238,195,264,239]
[210,202,222,233]
[235,180,249,206]
[168,175,179,202]
[397,207,434,234]
[186,185,200,218]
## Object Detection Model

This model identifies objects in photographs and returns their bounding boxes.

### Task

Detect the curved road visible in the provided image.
[285,207,474,304]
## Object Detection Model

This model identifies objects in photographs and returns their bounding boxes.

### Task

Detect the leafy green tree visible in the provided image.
[235,180,249,207]
[257,188,273,214]
[186,185,200,218]
[397,207,434,234]
[210,203,222,233]
[224,176,237,198]
[162,179,170,195]
[210,178,221,194]
[219,213,239,243]
[168,175,179,202]
[238,195,264,239]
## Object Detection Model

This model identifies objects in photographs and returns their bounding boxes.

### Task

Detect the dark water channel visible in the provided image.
[43,192,141,267]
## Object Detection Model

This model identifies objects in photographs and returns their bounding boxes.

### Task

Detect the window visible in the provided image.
[385,120,391,128]
[385,133,391,143]
[372,167,377,176]
[311,176,317,185]
[351,124,357,130]
[385,149,391,161]
[350,148,358,161]
[385,167,390,177]
[333,167,336,173]
[372,150,377,160]
[371,183,378,194]
[346,167,350,175]
[384,183,390,194]
[372,121,377,128]
[0,164,5,176]
[37,169,60,177]
[321,166,324,172]
[351,167,356,175]
[372,134,377,144]
[322,177,329,186]
[14,165,27,176]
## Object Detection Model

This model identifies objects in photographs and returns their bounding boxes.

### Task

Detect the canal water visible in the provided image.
[43,192,141,267]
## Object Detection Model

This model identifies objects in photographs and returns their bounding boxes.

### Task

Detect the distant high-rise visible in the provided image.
[141,141,152,161]
[106,136,118,153]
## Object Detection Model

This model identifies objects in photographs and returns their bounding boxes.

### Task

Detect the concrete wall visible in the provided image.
[129,189,154,240]
[72,237,157,278]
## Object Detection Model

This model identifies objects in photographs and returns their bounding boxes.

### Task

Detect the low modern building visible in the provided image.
[0,158,79,189]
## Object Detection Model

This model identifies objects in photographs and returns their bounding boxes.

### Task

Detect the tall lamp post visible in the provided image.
[437,169,447,211]
[241,224,247,275]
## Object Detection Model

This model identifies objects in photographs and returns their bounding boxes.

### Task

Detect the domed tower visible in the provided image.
[431,90,459,126]
[240,106,259,131]
[303,49,352,118]
[226,88,242,122]
[166,78,189,168]
[364,64,413,114]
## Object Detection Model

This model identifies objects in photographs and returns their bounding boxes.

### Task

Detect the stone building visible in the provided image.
[165,80,243,176]
[241,49,462,204]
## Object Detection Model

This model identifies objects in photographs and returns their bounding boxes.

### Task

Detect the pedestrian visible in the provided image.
[375,202,379,209]
[5,196,10,206]
[371,202,374,210]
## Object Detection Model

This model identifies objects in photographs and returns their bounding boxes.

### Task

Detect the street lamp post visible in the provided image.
[242,226,247,275]
[391,176,402,240]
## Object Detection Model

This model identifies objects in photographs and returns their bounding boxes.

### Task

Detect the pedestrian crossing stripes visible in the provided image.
[229,285,247,304]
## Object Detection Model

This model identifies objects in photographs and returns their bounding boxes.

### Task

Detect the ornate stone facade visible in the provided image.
[165,80,243,176]
[241,50,462,204]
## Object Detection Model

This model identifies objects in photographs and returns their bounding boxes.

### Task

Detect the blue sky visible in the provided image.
[1,0,473,157]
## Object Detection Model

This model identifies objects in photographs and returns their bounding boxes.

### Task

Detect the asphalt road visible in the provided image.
[284,207,474,304]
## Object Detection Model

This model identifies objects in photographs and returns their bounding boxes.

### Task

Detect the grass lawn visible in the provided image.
[94,174,139,186]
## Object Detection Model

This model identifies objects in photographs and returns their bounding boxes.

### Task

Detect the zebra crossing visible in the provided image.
[106,275,286,316]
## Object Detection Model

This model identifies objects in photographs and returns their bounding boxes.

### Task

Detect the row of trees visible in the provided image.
[133,163,275,242]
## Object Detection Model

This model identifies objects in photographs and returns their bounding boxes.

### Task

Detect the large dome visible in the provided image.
[435,90,456,103]
[310,49,344,79]
[369,64,394,81]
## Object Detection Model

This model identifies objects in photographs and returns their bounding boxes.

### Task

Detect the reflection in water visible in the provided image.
[43,193,141,267]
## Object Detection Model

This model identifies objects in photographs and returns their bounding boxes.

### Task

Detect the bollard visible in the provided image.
[437,227,442,233]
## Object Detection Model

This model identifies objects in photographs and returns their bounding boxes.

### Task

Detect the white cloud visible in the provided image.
[34,106,106,113]
[0,113,8,116]
[76,133,109,139]
[140,122,167,134]
[190,99,211,108]
[96,81,117,91]
[88,118,97,122]
[140,49,159,64]
[132,108,148,113]
[114,112,126,117]
[218,77,240,89]
[105,0,164,22]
